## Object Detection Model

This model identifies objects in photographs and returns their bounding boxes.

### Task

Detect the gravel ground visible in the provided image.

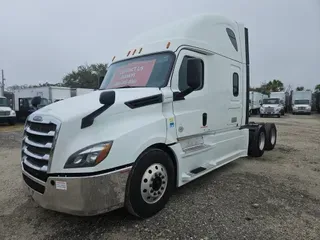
[0,115,319,240]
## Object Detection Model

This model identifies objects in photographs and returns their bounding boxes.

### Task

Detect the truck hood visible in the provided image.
[28,88,163,122]
[0,106,13,111]
[293,104,310,108]
[261,104,281,108]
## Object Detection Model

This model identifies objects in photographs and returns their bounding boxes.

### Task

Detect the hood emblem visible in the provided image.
[33,116,43,122]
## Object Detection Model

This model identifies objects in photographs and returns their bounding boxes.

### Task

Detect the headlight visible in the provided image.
[260,107,264,112]
[275,107,281,112]
[10,110,16,116]
[64,141,113,168]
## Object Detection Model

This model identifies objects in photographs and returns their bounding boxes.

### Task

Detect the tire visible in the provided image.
[260,114,264,118]
[277,114,281,118]
[8,119,16,126]
[125,148,175,218]
[248,125,266,157]
[264,123,277,150]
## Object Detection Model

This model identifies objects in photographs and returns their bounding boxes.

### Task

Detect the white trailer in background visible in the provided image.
[72,88,94,96]
[13,86,93,120]
[249,91,267,115]
[292,90,312,114]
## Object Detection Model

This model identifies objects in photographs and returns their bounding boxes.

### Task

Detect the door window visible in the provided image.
[178,56,204,92]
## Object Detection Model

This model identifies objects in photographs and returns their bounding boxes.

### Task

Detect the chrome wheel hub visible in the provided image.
[270,128,276,145]
[259,132,266,151]
[140,163,168,204]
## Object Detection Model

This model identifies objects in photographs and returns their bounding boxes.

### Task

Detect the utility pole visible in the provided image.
[1,69,5,96]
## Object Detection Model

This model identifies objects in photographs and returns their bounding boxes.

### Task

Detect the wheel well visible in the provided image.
[147,143,178,187]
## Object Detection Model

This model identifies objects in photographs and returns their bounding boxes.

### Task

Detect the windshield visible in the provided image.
[294,100,309,105]
[0,98,8,107]
[263,98,280,104]
[100,52,175,89]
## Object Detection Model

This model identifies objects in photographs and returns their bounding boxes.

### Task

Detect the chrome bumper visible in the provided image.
[22,166,131,216]
[293,109,311,113]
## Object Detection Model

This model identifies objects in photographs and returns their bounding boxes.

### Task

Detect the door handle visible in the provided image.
[202,113,207,127]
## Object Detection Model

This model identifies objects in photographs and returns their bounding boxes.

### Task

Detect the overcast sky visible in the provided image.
[1,0,320,90]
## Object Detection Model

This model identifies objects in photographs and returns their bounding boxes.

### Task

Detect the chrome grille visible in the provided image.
[265,107,274,113]
[0,111,10,116]
[22,119,59,182]
[298,107,305,110]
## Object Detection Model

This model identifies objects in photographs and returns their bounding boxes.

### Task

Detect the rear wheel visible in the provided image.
[125,148,175,218]
[248,125,266,157]
[264,123,277,150]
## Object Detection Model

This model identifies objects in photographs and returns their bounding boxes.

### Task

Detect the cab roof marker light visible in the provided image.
[166,42,171,49]
[132,49,137,55]
[139,48,143,54]
[127,50,131,57]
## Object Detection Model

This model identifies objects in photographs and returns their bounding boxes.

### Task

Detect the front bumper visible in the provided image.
[293,108,311,113]
[22,165,132,216]
[0,116,16,122]
[260,111,281,116]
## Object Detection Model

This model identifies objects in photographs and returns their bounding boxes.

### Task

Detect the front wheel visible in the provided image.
[125,148,175,218]
[8,119,16,125]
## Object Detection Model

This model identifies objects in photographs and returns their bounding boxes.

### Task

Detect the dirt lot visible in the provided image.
[0,115,319,240]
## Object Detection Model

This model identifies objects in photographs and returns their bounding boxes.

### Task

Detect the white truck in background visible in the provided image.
[13,86,93,120]
[260,98,283,118]
[292,90,312,114]
[269,91,287,115]
[0,96,16,125]
[249,91,268,115]
[21,14,278,218]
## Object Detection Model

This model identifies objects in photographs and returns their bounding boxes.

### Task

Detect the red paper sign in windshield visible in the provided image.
[107,59,156,89]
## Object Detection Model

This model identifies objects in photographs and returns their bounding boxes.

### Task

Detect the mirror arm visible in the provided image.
[173,87,194,101]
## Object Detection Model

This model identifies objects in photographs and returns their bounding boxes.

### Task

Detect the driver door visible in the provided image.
[170,49,210,140]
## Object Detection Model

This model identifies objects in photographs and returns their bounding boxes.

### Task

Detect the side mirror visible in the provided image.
[99,76,105,88]
[99,91,115,106]
[31,96,41,108]
[186,58,202,90]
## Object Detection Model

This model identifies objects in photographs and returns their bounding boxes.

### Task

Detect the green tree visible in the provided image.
[266,79,284,92]
[315,84,320,91]
[62,63,108,89]
[296,86,304,91]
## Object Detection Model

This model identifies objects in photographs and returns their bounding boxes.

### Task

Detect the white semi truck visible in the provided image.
[291,90,312,114]
[269,91,287,115]
[0,96,16,125]
[21,14,278,218]
[260,98,283,118]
